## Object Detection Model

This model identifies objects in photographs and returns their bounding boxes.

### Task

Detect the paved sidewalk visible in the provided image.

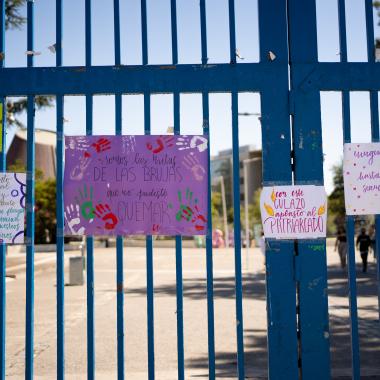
[3,245,380,379]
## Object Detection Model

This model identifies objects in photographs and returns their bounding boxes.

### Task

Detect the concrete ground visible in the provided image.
[3,245,380,379]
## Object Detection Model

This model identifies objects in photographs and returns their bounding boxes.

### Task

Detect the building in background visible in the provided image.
[7,128,56,179]
[211,145,262,206]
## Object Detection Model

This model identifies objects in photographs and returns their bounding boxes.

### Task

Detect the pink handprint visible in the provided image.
[94,203,118,230]
[183,153,206,181]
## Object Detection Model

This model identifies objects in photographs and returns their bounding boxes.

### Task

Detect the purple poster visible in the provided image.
[64,135,209,236]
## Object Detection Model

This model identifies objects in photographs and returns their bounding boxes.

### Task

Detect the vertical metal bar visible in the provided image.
[144,94,155,380]
[365,0,376,64]
[56,0,63,67]
[202,92,216,380]
[85,96,95,380]
[228,3,244,377]
[259,4,298,376]
[338,1,361,377]
[228,0,236,64]
[25,95,35,380]
[114,1,124,379]
[115,99,124,380]
[85,0,92,68]
[85,1,95,379]
[25,1,35,379]
[231,92,245,379]
[140,2,154,378]
[170,2,184,378]
[174,95,184,380]
[364,0,380,322]
[56,1,65,379]
[114,0,121,66]
[141,2,154,378]
[342,92,360,380]
[346,216,361,380]
[173,98,184,379]
[287,0,331,378]
[141,0,148,66]
[56,95,65,380]
[199,3,215,378]
[199,0,208,65]
[171,0,178,65]
[0,1,6,379]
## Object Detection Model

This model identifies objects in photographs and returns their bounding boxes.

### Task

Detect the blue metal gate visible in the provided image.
[0,0,379,379]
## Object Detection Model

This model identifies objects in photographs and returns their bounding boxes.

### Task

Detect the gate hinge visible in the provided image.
[288,90,295,115]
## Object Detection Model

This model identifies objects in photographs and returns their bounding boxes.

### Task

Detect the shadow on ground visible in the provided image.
[102,260,380,379]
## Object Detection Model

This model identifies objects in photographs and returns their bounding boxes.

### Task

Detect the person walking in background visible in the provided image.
[334,227,347,269]
[356,228,372,273]
[369,224,376,259]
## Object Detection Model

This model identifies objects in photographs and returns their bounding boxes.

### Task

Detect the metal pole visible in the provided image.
[220,176,229,249]
[243,162,249,269]
[242,157,261,268]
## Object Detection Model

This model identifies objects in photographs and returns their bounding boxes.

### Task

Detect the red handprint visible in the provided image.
[146,136,174,154]
[84,138,111,158]
[92,138,111,153]
[94,203,118,230]
[192,206,207,231]
[152,224,160,233]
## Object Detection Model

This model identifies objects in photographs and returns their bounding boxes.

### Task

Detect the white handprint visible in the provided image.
[64,204,85,235]
[176,135,208,152]
[183,153,206,181]
[189,136,208,152]
[122,136,136,154]
[70,155,92,181]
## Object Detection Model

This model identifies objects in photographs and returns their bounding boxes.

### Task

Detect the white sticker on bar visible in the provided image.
[25,50,42,56]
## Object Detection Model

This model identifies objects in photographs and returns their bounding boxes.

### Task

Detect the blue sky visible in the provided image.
[4,0,380,194]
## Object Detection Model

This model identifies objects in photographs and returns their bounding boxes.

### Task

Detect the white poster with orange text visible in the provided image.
[260,185,327,239]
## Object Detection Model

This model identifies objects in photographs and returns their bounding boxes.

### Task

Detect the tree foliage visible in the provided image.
[211,191,222,228]
[6,96,54,127]
[328,161,345,228]
[4,1,54,127]
[5,0,25,30]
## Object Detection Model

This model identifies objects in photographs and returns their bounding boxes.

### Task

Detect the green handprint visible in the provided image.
[176,188,198,222]
[75,184,95,221]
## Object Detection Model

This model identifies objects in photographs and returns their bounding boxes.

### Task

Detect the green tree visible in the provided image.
[5,0,53,127]
[35,179,57,244]
[251,188,262,225]
[211,191,222,228]
[328,161,345,229]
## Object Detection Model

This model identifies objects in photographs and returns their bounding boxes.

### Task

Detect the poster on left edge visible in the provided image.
[0,173,26,244]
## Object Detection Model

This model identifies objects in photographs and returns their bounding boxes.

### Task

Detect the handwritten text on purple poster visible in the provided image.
[64,135,209,236]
